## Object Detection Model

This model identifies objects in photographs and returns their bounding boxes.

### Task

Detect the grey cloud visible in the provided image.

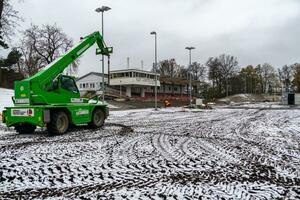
[10,0,300,75]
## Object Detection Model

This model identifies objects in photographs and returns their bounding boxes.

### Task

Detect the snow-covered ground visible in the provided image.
[0,107,300,199]
[0,88,14,112]
[220,102,298,109]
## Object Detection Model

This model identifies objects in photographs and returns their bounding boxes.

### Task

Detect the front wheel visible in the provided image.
[14,124,36,134]
[88,109,105,128]
[48,111,69,135]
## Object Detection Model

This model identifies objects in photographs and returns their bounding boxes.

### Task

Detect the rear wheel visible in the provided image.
[14,124,36,134]
[88,109,105,128]
[48,111,69,135]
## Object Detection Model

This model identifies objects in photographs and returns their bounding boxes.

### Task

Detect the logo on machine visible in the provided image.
[15,98,29,104]
[76,110,89,116]
[11,109,34,117]
[77,44,90,56]
[71,98,83,103]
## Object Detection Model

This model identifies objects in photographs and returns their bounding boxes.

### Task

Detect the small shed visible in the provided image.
[282,92,296,105]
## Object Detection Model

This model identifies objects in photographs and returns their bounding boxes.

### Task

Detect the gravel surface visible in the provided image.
[0,107,300,199]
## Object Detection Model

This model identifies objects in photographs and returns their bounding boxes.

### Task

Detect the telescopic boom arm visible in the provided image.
[26,31,112,90]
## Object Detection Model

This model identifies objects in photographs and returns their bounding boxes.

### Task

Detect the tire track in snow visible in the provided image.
[1,107,300,199]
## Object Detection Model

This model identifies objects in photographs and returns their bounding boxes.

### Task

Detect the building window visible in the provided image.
[80,83,82,88]
[89,83,95,88]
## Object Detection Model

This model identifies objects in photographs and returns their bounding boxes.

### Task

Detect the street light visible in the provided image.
[185,46,195,107]
[95,6,111,102]
[150,31,158,110]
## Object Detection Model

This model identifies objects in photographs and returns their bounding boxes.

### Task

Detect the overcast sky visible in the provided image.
[12,0,300,76]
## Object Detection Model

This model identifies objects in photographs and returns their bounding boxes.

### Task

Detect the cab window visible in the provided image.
[47,78,59,91]
[61,76,79,93]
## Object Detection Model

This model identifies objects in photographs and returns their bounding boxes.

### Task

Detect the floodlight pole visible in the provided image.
[95,6,111,102]
[185,47,195,107]
[151,31,158,110]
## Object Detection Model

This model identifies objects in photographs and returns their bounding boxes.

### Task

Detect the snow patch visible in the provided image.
[0,88,14,112]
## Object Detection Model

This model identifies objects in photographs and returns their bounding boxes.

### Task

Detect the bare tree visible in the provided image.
[259,63,277,93]
[24,24,74,64]
[18,24,77,76]
[0,0,5,48]
[218,54,239,96]
[0,0,23,85]
[17,36,45,76]
[154,58,181,77]
[206,57,222,96]
[0,0,21,49]
[278,64,293,90]
[177,66,188,79]
[240,65,257,94]
[188,62,206,81]
[292,63,300,92]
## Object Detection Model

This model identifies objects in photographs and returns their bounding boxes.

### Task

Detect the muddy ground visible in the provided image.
[0,107,300,199]
[107,99,188,111]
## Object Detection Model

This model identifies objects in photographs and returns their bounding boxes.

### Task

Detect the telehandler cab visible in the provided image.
[2,31,113,135]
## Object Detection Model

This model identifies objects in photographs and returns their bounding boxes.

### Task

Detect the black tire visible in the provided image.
[88,109,105,128]
[14,124,36,134]
[48,111,69,135]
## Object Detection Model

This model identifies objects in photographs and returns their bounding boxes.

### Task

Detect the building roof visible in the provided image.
[76,72,108,81]
[160,75,202,86]
[111,68,159,76]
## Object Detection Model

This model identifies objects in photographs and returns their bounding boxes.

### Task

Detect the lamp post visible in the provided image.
[185,47,195,107]
[95,6,111,102]
[150,31,158,110]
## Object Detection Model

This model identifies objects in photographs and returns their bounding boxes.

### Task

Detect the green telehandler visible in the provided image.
[2,31,113,135]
